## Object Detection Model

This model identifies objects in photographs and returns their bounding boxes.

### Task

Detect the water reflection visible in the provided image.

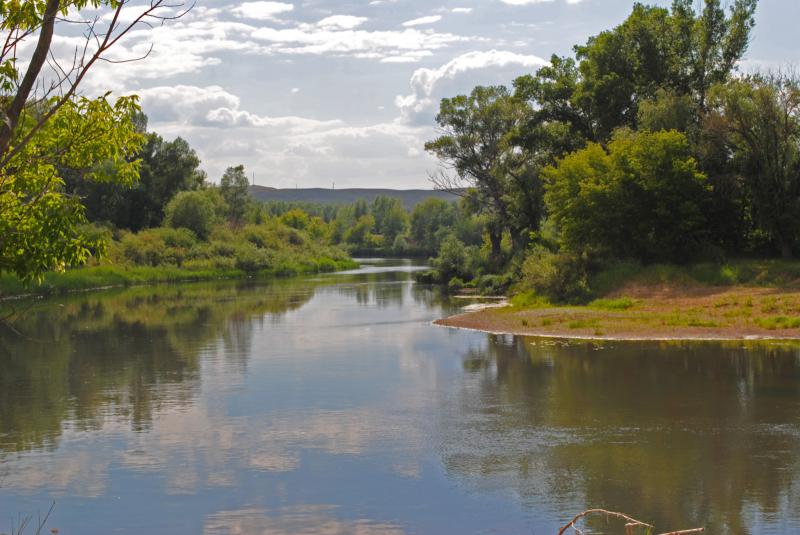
[441,336,800,533]
[0,260,798,534]
[0,281,314,455]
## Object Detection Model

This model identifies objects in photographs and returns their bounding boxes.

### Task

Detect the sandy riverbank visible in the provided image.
[435,284,800,341]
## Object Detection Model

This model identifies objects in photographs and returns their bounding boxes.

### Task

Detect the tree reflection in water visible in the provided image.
[442,335,800,533]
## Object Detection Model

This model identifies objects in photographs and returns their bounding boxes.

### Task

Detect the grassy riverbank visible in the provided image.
[0,222,358,298]
[437,260,800,340]
[0,259,358,298]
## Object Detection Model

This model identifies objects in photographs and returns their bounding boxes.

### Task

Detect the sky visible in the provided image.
[71,0,800,189]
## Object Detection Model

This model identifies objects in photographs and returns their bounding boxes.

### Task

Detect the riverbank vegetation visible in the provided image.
[419,0,800,311]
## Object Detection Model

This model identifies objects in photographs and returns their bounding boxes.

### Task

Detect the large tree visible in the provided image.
[220,165,250,224]
[706,75,800,259]
[426,85,541,262]
[0,0,184,282]
[543,129,710,263]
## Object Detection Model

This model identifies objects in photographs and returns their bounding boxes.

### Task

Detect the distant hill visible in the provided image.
[248,186,461,209]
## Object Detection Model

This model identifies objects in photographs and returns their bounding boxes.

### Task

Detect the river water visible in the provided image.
[0,259,798,534]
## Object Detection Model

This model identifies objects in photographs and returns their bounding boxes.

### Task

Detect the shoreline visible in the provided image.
[0,259,360,301]
[435,285,800,341]
[433,315,800,342]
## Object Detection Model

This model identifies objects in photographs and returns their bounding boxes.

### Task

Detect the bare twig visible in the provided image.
[558,509,704,535]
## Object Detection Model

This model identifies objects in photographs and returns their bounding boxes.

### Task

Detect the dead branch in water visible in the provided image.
[558,509,704,535]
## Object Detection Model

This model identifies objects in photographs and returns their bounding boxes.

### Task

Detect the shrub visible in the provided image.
[233,244,271,273]
[432,235,469,280]
[164,191,216,240]
[448,277,465,292]
[477,273,513,296]
[280,208,310,230]
[520,246,591,303]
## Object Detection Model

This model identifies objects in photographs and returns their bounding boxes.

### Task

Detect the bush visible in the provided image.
[432,235,469,280]
[477,273,513,296]
[164,191,216,240]
[233,244,271,273]
[280,208,310,230]
[543,129,710,263]
[520,246,591,303]
[448,277,465,292]
[118,228,197,267]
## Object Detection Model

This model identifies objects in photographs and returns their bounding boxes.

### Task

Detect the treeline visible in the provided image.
[51,117,355,285]
[261,196,482,257]
[421,0,799,300]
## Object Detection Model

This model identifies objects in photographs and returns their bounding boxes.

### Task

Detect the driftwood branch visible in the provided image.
[559,509,704,535]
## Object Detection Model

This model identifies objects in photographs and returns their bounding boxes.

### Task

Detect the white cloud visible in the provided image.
[395,49,549,124]
[452,7,473,14]
[137,85,343,133]
[251,26,467,60]
[500,0,583,4]
[231,1,294,20]
[402,15,443,27]
[315,15,368,30]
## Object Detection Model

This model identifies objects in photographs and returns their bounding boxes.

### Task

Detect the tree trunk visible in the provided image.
[489,228,502,267]
[780,238,793,260]
[0,0,61,157]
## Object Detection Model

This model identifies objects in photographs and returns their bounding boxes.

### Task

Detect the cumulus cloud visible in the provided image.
[231,1,294,20]
[402,15,443,27]
[501,0,583,4]
[315,15,369,30]
[137,85,343,132]
[251,26,466,60]
[395,49,549,124]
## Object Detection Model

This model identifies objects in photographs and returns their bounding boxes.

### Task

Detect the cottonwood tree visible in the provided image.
[426,85,540,264]
[0,0,188,282]
[220,165,250,225]
[707,74,800,259]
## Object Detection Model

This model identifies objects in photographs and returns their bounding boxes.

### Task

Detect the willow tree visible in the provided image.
[0,0,186,282]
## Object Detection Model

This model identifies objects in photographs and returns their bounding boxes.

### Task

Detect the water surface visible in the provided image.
[1,259,799,534]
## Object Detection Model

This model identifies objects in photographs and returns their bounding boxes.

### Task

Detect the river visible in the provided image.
[0,259,798,534]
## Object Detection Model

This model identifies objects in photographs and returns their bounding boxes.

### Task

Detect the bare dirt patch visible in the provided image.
[436,284,800,340]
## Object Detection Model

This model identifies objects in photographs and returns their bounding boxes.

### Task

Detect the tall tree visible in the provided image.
[220,165,250,224]
[569,0,757,139]
[426,85,541,262]
[0,0,185,282]
[543,129,710,263]
[707,74,800,259]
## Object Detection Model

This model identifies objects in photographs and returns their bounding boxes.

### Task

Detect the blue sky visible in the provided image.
[74,0,800,188]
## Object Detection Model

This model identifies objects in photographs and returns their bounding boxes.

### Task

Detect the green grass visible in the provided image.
[0,258,358,298]
[755,316,800,330]
[510,290,551,308]
[588,297,635,310]
[590,258,800,296]
[0,220,360,298]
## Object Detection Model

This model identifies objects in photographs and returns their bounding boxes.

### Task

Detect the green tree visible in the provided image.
[370,196,408,245]
[410,198,457,254]
[164,190,217,240]
[426,85,541,262]
[344,214,376,246]
[543,129,709,262]
[0,0,181,282]
[220,165,250,224]
[280,208,311,230]
[563,0,757,140]
[69,132,207,230]
[707,75,800,259]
